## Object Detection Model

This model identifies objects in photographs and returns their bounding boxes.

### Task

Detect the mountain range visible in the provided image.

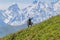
[0,0,60,38]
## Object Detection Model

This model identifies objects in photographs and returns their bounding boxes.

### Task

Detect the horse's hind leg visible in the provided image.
[28,24,29,27]
[31,22,33,26]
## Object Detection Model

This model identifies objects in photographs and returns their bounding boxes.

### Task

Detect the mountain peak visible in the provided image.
[33,0,38,4]
[8,3,20,11]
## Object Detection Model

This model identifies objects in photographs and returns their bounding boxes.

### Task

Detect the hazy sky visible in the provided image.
[0,0,59,9]
[0,0,35,9]
[0,0,35,3]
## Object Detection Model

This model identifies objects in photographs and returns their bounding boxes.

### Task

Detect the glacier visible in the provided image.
[0,0,60,38]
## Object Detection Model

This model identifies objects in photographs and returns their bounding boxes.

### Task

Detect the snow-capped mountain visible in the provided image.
[0,0,60,38]
[0,4,22,26]
[0,0,60,26]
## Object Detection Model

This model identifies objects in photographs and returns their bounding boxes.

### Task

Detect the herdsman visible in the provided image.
[27,18,33,27]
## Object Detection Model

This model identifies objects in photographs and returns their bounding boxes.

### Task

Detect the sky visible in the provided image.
[0,0,34,3]
[0,0,35,9]
[0,0,59,9]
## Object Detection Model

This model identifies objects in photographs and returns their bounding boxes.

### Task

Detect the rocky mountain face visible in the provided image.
[0,0,60,26]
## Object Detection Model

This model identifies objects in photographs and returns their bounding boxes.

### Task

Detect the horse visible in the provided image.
[27,18,33,27]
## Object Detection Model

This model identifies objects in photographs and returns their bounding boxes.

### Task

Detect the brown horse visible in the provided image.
[27,18,33,27]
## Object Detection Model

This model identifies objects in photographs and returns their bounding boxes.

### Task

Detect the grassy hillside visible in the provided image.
[1,15,60,40]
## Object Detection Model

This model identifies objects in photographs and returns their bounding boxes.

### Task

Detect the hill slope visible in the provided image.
[1,15,60,40]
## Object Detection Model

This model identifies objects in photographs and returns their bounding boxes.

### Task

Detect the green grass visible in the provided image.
[1,15,60,40]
